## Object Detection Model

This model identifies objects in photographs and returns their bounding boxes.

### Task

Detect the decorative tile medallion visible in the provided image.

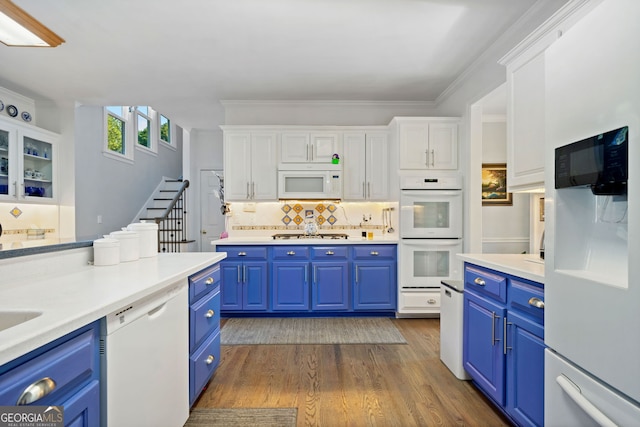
[10,206,22,218]
[281,215,292,225]
[316,215,325,225]
[315,204,325,213]
[281,204,292,213]
[327,215,337,225]
[293,214,303,225]
[292,204,303,214]
[327,204,337,213]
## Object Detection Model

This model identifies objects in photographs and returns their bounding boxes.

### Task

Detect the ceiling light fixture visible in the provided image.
[0,0,64,47]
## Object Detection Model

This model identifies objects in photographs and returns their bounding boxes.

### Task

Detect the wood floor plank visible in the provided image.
[195,318,511,426]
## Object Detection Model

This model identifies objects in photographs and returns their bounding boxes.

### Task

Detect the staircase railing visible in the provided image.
[154,179,190,253]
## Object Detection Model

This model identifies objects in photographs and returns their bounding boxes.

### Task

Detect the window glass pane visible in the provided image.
[137,113,150,148]
[137,106,149,115]
[160,115,171,143]
[107,114,125,154]
[107,106,125,117]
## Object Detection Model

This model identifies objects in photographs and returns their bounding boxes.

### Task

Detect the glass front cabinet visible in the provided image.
[0,117,57,202]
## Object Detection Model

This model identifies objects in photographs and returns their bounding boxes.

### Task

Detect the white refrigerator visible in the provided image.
[544,0,640,425]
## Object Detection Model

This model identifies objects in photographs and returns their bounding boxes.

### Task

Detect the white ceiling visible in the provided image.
[1,0,557,130]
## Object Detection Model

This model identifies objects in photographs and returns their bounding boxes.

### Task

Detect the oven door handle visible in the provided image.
[403,240,461,248]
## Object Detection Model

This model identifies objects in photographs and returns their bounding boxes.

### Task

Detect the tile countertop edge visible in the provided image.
[0,252,227,366]
[211,237,400,245]
[457,253,545,284]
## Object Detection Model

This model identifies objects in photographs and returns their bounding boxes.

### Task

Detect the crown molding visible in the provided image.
[219,99,436,108]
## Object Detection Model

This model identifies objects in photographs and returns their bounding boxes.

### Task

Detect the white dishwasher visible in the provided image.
[440,280,470,380]
[101,282,189,427]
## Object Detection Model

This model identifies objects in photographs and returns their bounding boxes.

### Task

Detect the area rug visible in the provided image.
[184,408,297,427]
[220,317,407,345]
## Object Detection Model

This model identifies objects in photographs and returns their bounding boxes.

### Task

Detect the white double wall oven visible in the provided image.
[398,174,463,316]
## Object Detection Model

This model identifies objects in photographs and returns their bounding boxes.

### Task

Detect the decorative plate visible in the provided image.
[0,100,4,112]
[6,105,18,118]
[21,111,32,122]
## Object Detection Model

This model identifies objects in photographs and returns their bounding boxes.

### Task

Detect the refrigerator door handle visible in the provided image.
[556,375,618,427]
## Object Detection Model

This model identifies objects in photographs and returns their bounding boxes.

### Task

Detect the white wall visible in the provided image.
[481,121,530,253]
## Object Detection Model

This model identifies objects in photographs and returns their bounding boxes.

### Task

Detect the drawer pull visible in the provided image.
[528,297,545,309]
[205,355,215,365]
[325,250,334,255]
[205,277,214,285]
[427,298,437,305]
[287,251,296,256]
[205,309,215,318]
[474,277,486,286]
[17,377,56,405]
[370,251,379,256]
[238,251,247,256]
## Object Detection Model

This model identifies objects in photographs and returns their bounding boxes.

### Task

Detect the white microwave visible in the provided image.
[278,163,342,200]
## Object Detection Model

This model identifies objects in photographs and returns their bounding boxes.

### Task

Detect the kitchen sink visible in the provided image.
[0,311,42,333]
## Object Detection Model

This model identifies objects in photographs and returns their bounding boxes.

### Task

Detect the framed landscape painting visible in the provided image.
[482,163,512,206]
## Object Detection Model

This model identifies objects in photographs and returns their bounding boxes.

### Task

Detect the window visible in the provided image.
[160,114,171,144]
[136,106,152,150]
[105,106,132,161]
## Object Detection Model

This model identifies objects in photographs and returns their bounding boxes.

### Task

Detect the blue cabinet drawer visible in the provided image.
[189,264,220,303]
[0,328,97,406]
[311,246,348,259]
[190,329,220,406]
[218,246,267,260]
[272,246,309,260]
[190,289,221,352]
[464,264,507,303]
[352,245,396,260]
[509,279,544,324]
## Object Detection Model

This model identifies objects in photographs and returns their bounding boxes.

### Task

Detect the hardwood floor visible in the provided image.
[194,318,512,426]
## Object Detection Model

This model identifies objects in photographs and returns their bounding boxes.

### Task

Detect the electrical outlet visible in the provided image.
[97,215,102,224]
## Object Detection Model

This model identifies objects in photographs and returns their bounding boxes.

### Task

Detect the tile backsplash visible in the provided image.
[227,201,399,238]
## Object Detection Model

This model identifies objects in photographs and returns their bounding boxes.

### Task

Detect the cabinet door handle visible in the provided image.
[528,297,545,309]
[504,317,512,355]
[431,149,435,167]
[246,182,250,199]
[16,377,56,405]
[251,182,255,198]
[287,251,296,256]
[362,182,366,198]
[427,298,437,305]
[205,355,215,365]
[205,277,214,285]
[238,252,247,256]
[474,277,486,286]
[370,251,379,256]
[243,265,246,283]
[367,182,371,198]
[313,266,317,284]
[425,149,429,167]
[205,309,215,318]
[237,265,241,283]
[491,312,500,346]
[355,266,359,284]
[325,250,334,255]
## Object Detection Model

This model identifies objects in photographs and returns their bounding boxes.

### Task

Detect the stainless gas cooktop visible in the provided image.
[272,233,349,240]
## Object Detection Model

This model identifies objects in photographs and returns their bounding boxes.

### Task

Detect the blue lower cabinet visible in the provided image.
[0,321,101,427]
[506,311,545,427]
[272,262,309,310]
[353,262,396,310]
[189,329,221,406]
[312,262,349,311]
[220,260,268,311]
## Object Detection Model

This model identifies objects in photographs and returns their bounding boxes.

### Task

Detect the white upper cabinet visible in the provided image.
[280,131,339,163]
[499,0,601,191]
[393,118,459,170]
[342,131,389,200]
[0,117,57,203]
[223,131,277,201]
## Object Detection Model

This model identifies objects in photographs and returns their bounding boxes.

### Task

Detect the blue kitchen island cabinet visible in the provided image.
[218,246,268,311]
[352,245,397,310]
[463,263,545,427]
[0,321,101,427]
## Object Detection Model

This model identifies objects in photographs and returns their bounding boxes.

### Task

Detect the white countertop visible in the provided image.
[0,252,226,366]
[212,236,399,245]
[457,253,545,284]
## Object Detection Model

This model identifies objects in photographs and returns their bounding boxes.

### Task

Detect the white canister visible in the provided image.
[93,238,120,266]
[110,230,140,262]
[127,221,158,258]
